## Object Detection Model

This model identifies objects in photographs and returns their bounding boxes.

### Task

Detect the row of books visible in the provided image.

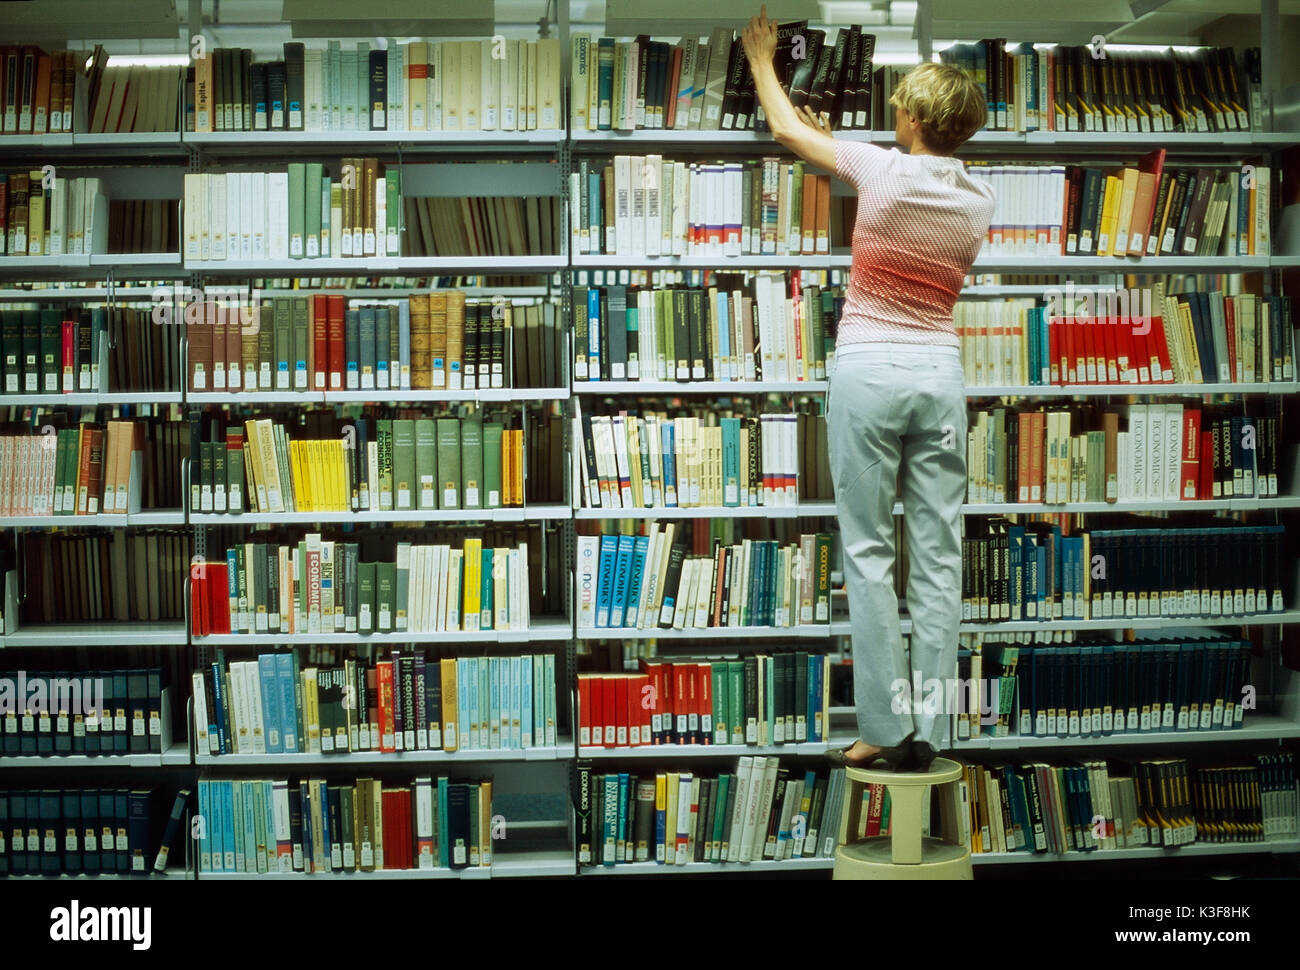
[18,529,190,626]
[958,289,1297,388]
[0,668,168,756]
[0,173,108,257]
[86,63,182,134]
[940,42,1261,134]
[184,291,563,393]
[195,649,556,757]
[189,531,536,637]
[578,652,833,748]
[570,156,835,258]
[192,39,562,133]
[965,406,1281,506]
[193,413,532,515]
[571,25,877,133]
[574,274,837,383]
[573,403,830,510]
[576,526,834,631]
[960,755,1293,856]
[0,46,82,135]
[960,520,1285,623]
[0,419,158,517]
[196,776,494,873]
[967,155,1273,258]
[182,161,398,262]
[955,637,1252,741]
[575,759,846,866]
[402,194,562,259]
[0,787,190,877]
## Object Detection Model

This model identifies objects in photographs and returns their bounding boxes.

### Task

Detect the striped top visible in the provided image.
[834,141,996,348]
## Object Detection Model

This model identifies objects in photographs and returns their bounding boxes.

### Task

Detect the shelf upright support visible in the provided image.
[916,0,934,63]
[1260,0,1280,130]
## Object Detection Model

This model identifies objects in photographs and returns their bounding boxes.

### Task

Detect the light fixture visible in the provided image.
[605,0,824,35]
[283,0,495,38]
[0,0,179,42]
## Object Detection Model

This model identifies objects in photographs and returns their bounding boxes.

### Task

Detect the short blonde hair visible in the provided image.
[889,62,986,154]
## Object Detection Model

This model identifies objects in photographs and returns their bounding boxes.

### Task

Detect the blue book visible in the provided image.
[808,654,821,742]
[1035,543,1047,618]
[625,534,649,627]
[437,777,450,867]
[596,38,615,130]
[1008,526,1024,619]
[587,288,602,380]
[210,661,229,754]
[654,778,666,863]
[225,548,239,631]
[721,417,741,506]
[275,652,299,752]
[521,656,534,748]
[196,780,210,872]
[610,534,635,627]
[594,534,618,627]
[297,782,312,871]
[258,654,283,753]
[616,772,630,860]
[242,778,258,871]
[715,290,732,380]
[1001,766,1028,851]
[661,421,677,505]
[489,656,501,749]
[229,781,244,872]
[602,773,619,867]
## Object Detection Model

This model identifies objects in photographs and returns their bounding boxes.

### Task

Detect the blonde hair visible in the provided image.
[888,62,986,154]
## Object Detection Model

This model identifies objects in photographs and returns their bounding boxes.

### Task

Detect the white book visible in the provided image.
[239,172,254,260]
[267,171,289,260]
[629,155,645,258]
[461,40,481,131]
[1129,404,1148,500]
[480,38,498,131]
[1147,403,1164,504]
[428,43,443,131]
[442,41,461,130]
[538,37,560,130]
[570,33,590,129]
[208,173,227,260]
[250,173,267,259]
[728,757,755,862]
[526,40,538,129]
[673,773,695,864]
[644,154,661,258]
[46,176,65,256]
[501,37,519,131]
[388,41,405,133]
[191,672,211,753]
[576,535,599,629]
[67,177,84,255]
[225,171,240,266]
[671,558,697,629]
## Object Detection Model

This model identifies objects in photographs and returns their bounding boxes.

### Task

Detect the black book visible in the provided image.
[240,49,252,130]
[743,655,759,742]
[693,777,712,861]
[788,28,825,110]
[284,42,306,130]
[819,29,850,122]
[446,783,472,869]
[267,60,287,130]
[855,32,876,129]
[287,787,304,870]
[657,533,690,629]
[719,39,746,129]
[367,48,386,130]
[251,62,268,130]
[837,25,861,129]
[152,787,189,871]
[40,789,61,874]
[230,48,244,131]
[671,288,690,380]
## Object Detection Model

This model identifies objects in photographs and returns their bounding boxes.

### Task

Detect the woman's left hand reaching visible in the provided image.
[741,4,778,67]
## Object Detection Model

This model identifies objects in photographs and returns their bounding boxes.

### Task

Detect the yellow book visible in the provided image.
[664,772,679,865]
[1176,301,1203,383]
[478,779,493,866]
[301,667,321,753]
[440,658,458,750]
[1096,175,1122,257]
[288,440,305,512]
[243,420,266,512]
[255,419,283,513]
[461,537,482,630]
[1112,168,1140,256]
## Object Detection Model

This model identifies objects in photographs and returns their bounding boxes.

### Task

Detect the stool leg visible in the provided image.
[887,783,924,865]
[840,778,864,846]
[937,779,963,846]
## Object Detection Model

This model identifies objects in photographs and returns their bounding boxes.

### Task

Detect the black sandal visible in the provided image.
[826,731,917,770]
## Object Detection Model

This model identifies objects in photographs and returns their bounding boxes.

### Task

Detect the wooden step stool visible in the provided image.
[832,757,972,880]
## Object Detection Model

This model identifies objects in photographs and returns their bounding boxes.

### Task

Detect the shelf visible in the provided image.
[0,743,192,767]
[580,856,833,874]
[971,839,1300,865]
[0,621,190,647]
[574,380,826,395]
[578,625,834,641]
[572,254,848,269]
[578,737,853,759]
[966,382,1300,397]
[953,714,1300,751]
[195,616,572,646]
[958,496,1300,515]
[954,611,1300,633]
[185,129,564,152]
[198,849,573,879]
[970,254,1273,272]
[196,742,569,766]
[187,256,567,274]
[322,387,570,403]
[575,503,835,520]
[0,254,186,279]
[0,391,184,406]
[190,505,571,525]
[1,511,185,528]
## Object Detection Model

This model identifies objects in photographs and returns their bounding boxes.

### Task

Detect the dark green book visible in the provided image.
[292,296,310,389]
[357,560,376,633]
[376,560,396,632]
[38,308,61,393]
[391,419,416,511]
[436,417,461,510]
[460,414,483,510]
[273,297,292,390]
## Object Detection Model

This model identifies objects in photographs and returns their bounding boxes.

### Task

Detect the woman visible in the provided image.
[741,9,995,771]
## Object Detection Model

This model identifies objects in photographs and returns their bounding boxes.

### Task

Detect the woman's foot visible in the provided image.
[842,740,885,765]
[826,732,917,769]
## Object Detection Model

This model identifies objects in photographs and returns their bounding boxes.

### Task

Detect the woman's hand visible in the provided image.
[741,4,778,68]
[797,104,832,134]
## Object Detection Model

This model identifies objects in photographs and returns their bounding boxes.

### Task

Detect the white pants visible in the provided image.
[826,342,966,751]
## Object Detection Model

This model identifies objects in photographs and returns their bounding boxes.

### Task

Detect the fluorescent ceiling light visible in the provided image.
[605,0,823,34]
[283,0,495,37]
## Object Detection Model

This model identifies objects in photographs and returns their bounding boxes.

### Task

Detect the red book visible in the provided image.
[1181,409,1202,499]
[380,790,396,870]
[312,294,329,390]
[1080,318,1097,382]
[61,319,75,391]
[327,294,345,390]
[1115,323,1135,383]
[654,663,670,744]
[211,304,227,390]
[590,673,603,746]
[603,675,616,749]
[864,782,885,837]
[637,672,652,747]
[377,660,395,752]
[1048,317,1061,384]
[206,561,230,635]
[1198,430,1214,498]
[1060,318,1074,383]
[687,662,700,743]
[699,663,713,744]
[1100,316,1118,382]
[400,792,413,869]
[1132,320,1152,383]
[618,674,631,747]
[577,676,591,747]
[1149,314,1173,382]
[1223,297,1238,382]
[664,45,683,129]
[190,563,206,636]
[366,666,379,750]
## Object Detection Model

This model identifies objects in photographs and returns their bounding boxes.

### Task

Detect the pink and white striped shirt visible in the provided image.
[834,141,995,348]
